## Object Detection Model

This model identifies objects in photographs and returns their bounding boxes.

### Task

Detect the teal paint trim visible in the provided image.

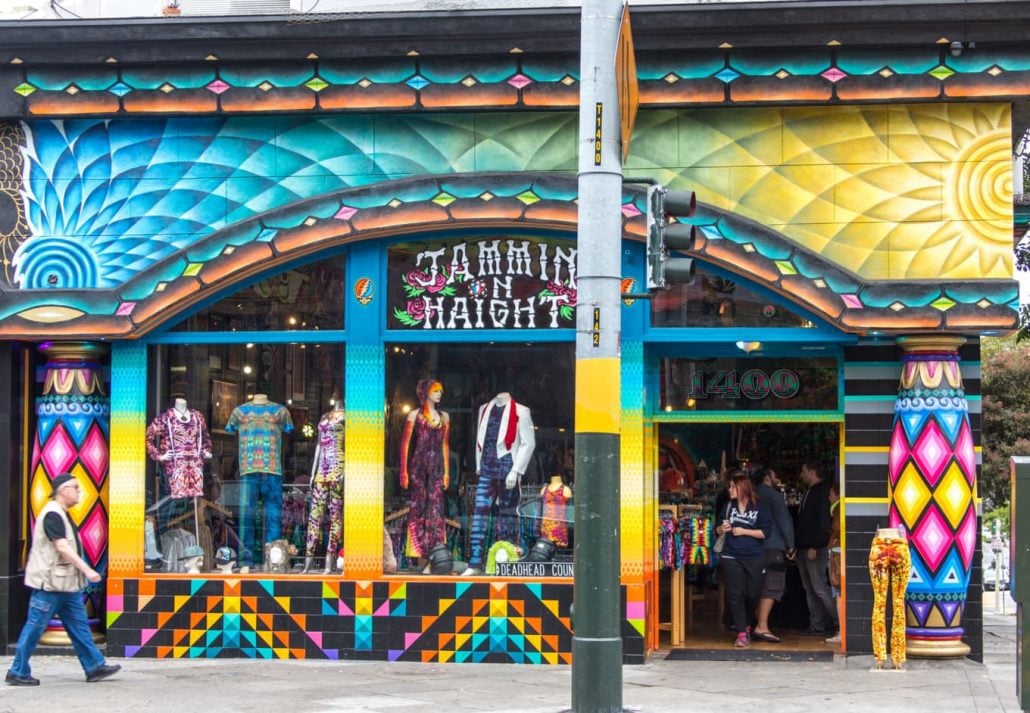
[384,329,574,344]
[645,328,853,344]
[647,341,845,359]
[653,411,844,423]
[146,330,346,345]
[348,241,385,343]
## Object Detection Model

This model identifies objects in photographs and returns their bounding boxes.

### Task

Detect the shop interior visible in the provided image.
[656,420,840,652]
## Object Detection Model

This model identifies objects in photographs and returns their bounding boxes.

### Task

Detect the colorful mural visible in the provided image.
[106,578,583,664]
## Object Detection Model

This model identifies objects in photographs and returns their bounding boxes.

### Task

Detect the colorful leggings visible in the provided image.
[305,477,343,559]
[868,536,911,666]
[468,477,521,569]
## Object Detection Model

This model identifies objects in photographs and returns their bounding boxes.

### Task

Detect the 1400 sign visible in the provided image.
[690,369,800,400]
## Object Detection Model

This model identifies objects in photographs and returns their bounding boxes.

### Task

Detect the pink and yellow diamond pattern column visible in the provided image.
[888,336,975,658]
[28,341,110,642]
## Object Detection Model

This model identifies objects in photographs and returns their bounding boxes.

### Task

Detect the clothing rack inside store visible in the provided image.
[166,497,231,531]
[384,506,460,530]
[659,503,711,646]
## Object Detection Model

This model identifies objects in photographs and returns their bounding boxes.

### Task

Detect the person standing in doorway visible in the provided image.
[795,461,838,636]
[6,473,121,686]
[826,480,843,645]
[751,468,795,643]
[716,471,772,649]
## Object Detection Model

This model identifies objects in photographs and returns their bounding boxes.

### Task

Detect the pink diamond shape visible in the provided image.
[888,422,910,485]
[507,73,532,89]
[841,294,863,309]
[206,80,230,94]
[954,421,975,485]
[911,505,953,573]
[955,508,976,570]
[911,420,951,486]
[78,505,108,566]
[40,424,77,477]
[888,506,903,531]
[621,203,642,218]
[334,205,357,221]
[79,423,109,484]
[822,67,847,83]
[116,301,137,316]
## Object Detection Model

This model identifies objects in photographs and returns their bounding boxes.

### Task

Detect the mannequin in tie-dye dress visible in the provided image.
[399,379,450,560]
[303,404,345,573]
[145,398,212,499]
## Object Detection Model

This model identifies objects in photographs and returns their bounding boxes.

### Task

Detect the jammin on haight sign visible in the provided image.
[388,237,578,330]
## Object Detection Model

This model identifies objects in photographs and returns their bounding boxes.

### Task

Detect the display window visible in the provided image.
[169,258,345,332]
[383,343,575,576]
[144,257,346,576]
[651,267,816,329]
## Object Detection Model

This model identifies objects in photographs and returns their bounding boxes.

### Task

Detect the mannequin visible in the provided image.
[869,526,910,670]
[214,546,237,574]
[181,545,205,575]
[226,393,294,569]
[462,392,536,576]
[145,396,213,541]
[539,474,573,547]
[399,379,450,567]
[303,402,345,574]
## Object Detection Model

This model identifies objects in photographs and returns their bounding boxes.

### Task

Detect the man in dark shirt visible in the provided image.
[795,462,838,635]
[751,468,795,643]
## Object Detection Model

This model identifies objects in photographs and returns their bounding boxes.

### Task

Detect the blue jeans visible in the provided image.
[9,588,106,677]
[239,473,282,566]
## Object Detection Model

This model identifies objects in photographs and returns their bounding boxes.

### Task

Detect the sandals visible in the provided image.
[751,631,781,643]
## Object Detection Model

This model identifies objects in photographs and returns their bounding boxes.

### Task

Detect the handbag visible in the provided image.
[712,503,731,555]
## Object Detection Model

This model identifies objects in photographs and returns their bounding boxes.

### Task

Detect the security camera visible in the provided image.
[950,40,963,57]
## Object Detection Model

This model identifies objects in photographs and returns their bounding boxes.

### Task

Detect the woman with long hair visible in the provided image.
[715,470,772,648]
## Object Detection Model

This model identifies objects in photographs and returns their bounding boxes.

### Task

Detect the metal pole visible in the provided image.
[572,0,624,711]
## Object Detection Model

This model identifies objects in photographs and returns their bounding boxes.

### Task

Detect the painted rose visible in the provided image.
[406,269,448,293]
[547,281,578,306]
[406,297,428,322]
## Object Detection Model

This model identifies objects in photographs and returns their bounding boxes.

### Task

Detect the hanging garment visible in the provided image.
[540,485,572,547]
[869,532,911,668]
[145,408,212,498]
[467,403,520,569]
[399,411,449,558]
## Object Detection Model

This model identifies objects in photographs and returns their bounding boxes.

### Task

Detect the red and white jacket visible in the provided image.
[475,394,536,476]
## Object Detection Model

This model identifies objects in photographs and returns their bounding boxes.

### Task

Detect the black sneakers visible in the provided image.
[85,664,121,683]
[5,671,40,686]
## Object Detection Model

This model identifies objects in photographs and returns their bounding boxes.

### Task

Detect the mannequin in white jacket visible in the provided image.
[461,392,536,575]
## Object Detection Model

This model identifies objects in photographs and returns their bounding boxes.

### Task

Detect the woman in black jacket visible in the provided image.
[715,471,773,648]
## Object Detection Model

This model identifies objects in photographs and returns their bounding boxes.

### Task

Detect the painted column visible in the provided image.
[888,336,975,658]
[28,342,110,644]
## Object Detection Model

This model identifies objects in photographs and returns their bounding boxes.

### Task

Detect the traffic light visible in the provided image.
[645,184,697,290]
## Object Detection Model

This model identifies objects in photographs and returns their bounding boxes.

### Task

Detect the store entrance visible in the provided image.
[656,420,840,654]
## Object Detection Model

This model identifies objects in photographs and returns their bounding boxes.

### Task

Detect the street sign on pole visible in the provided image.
[615,1,638,162]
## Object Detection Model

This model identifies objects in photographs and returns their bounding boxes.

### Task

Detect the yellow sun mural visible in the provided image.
[643,103,1013,281]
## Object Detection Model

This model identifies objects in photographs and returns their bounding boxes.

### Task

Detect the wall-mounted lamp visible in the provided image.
[735,340,762,354]
[949,40,963,57]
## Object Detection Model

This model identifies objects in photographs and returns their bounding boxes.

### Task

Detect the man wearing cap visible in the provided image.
[6,473,121,686]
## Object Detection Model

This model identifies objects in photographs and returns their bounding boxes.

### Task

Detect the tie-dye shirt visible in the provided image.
[225,401,294,476]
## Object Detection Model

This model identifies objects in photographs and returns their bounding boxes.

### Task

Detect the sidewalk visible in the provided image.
[0,598,1021,713]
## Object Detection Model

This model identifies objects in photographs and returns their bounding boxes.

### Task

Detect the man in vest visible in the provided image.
[6,473,121,686]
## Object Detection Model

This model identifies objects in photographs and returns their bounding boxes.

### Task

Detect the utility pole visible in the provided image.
[572,0,624,711]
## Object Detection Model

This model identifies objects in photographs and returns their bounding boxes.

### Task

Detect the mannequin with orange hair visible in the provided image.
[399,379,450,562]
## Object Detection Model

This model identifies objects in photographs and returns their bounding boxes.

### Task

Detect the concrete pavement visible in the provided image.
[0,595,1021,713]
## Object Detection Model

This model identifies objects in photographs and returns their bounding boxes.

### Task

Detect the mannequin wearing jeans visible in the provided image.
[226,394,293,568]
[462,393,535,576]
[869,526,911,669]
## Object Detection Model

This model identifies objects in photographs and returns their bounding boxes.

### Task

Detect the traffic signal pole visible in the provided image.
[572,1,624,711]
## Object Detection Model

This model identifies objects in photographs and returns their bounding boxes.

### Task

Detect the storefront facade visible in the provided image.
[0,2,1025,663]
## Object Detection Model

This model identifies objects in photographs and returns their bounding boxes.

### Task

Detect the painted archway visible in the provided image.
[0,172,1018,339]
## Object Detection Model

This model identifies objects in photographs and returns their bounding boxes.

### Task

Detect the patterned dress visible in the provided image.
[145,408,212,498]
[305,409,345,559]
[540,485,571,547]
[400,411,449,558]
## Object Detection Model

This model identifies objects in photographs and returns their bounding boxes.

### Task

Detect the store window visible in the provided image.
[383,343,575,576]
[651,267,815,329]
[169,257,345,332]
[659,356,839,412]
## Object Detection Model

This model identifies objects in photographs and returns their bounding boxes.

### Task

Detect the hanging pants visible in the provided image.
[305,477,344,560]
[239,472,283,566]
[868,535,911,666]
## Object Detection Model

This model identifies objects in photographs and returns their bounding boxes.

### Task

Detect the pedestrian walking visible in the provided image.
[6,472,121,686]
